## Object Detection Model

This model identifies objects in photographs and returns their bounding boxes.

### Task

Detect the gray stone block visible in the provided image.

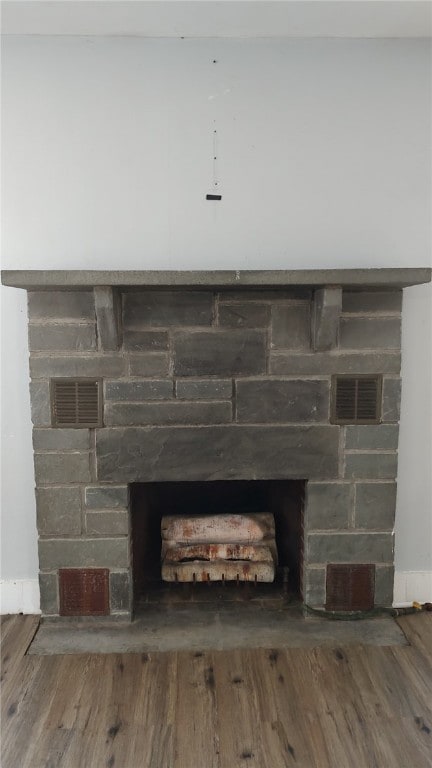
[34,452,91,484]
[129,354,170,377]
[123,291,213,328]
[173,330,267,376]
[36,486,82,535]
[307,532,394,564]
[96,425,340,482]
[86,511,129,535]
[271,305,311,349]
[382,378,402,423]
[29,380,51,426]
[236,379,329,423]
[110,571,132,613]
[176,379,233,400]
[28,291,94,320]
[312,287,342,352]
[39,572,59,615]
[123,330,169,351]
[94,287,122,351]
[218,290,312,301]
[30,355,125,379]
[270,352,401,376]
[105,380,173,401]
[33,428,90,451]
[303,568,326,606]
[345,425,399,450]
[355,483,397,530]
[374,565,395,606]
[342,291,402,314]
[305,483,353,529]
[105,401,233,426]
[28,324,96,352]
[218,303,270,328]
[39,537,129,569]
[85,486,129,508]
[340,318,401,350]
[344,453,398,480]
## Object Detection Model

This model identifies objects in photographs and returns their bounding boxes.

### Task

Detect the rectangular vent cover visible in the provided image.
[332,376,381,424]
[326,564,375,611]
[59,568,109,616]
[51,379,102,428]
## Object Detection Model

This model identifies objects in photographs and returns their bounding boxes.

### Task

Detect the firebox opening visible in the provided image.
[131,480,305,608]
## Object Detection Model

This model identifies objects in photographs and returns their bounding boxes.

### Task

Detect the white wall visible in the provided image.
[1,37,431,610]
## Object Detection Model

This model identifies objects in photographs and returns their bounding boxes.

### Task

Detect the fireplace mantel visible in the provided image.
[2,267,431,291]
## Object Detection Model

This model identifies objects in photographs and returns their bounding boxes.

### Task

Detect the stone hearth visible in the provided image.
[2,268,430,620]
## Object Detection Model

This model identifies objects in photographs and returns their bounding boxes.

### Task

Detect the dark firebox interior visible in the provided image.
[130,480,305,607]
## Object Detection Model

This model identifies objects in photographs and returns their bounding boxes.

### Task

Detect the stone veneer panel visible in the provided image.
[176,379,233,400]
[39,538,129,569]
[105,380,174,401]
[382,378,402,423]
[129,353,170,377]
[305,483,353,529]
[342,290,402,314]
[33,428,90,451]
[235,379,329,423]
[307,532,394,564]
[28,324,96,352]
[105,401,233,426]
[21,284,407,617]
[355,483,397,530]
[123,330,169,351]
[34,453,91,484]
[38,572,59,615]
[218,303,271,328]
[85,486,129,509]
[173,330,267,376]
[85,511,129,536]
[36,487,82,535]
[110,571,132,613]
[28,290,94,320]
[271,305,311,349]
[123,291,214,328]
[339,318,401,349]
[29,381,52,427]
[30,355,125,379]
[344,453,398,480]
[96,425,340,482]
[270,352,401,375]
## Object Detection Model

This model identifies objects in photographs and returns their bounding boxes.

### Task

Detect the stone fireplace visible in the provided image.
[2,268,430,620]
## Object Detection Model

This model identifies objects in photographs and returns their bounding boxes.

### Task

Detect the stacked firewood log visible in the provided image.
[161,513,277,583]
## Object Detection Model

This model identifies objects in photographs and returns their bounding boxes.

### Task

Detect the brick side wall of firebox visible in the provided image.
[28,288,402,616]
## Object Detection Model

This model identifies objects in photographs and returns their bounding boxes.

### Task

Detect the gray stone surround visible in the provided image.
[2,269,431,619]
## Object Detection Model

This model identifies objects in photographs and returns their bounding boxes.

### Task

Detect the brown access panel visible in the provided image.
[326,564,375,611]
[59,568,109,616]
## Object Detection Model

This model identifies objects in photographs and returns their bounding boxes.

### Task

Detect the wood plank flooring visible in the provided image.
[1,612,431,768]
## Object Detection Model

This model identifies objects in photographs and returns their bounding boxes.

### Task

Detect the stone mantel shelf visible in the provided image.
[1,268,431,291]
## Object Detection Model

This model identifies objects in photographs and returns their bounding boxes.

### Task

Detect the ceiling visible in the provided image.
[1,0,431,38]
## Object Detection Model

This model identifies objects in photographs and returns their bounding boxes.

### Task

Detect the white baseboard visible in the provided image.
[0,579,41,615]
[393,570,432,606]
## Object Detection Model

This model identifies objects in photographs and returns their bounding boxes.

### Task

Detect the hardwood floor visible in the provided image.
[1,613,431,767]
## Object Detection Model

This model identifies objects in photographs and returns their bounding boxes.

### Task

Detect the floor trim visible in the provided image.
[0,579,41,614]
[393,570,432,606]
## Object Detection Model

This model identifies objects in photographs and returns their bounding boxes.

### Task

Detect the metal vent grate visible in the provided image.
[59,568,109,616]
[51,379,102,428]
[326,564,375,611]
[332,375,381,424]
